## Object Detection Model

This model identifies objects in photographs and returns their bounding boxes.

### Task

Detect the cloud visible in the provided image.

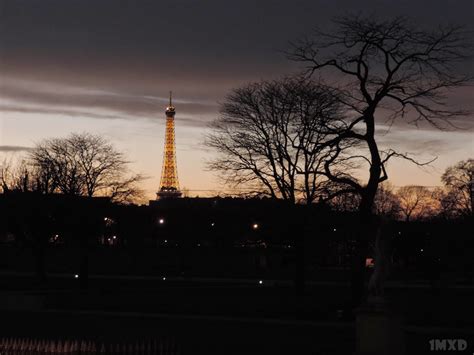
[0,80,218,127]
[0,104,128,120]
[0,145,33,152]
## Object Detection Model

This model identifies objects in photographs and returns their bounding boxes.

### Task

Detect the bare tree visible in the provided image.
[374,182,401,218]
[290,15,471,218]
[397,185,435,222]
[107,174,144,204]
[441,158,473,217]
[1,158,21,193]
[0,158,39,193]
[206,77,353,204]
[31,140,82,195]
[289,15,471,305]
[329,191,360,212]
[28,133,144,203]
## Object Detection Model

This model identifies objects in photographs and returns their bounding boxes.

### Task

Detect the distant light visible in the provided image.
[159,218,165,225]
[333,228,337,232]
[112,236,117,240]
[258,280,263,285]
[211,222,215,227]
[420,249,424,252]
[252,223,259,230]
[104,217,108,221]
[74,274,79,279]
[287,245,291,248]
[164,239,168,243]
[162,277,166,281]
[197,243,201,247]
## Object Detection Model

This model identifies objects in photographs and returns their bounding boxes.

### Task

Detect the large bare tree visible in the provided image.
[289,15,471,305]
[206,77,353,204]
[24,133,143,203]
[290,15,471,217]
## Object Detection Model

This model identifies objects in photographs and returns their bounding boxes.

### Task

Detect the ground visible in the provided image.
[1,273,473,354]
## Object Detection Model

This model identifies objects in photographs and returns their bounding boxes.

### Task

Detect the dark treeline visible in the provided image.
[1,192,472,286]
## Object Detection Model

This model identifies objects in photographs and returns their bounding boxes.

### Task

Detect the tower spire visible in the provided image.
[169,91,172,107]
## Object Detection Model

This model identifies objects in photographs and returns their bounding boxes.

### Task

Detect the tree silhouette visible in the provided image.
[290,15,471,217]
[289,15,471,306]
[397,185,435,222]
[27,133,144,203]
[207,77,355,204]
[440,158,473,217]
[373,182,401,218]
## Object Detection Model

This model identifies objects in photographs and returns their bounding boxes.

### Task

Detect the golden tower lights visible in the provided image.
[157,91,182,199]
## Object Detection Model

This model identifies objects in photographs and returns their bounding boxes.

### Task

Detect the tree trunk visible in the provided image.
[293,206,307,295]
[350,202,373,309]
[350,114,381,309]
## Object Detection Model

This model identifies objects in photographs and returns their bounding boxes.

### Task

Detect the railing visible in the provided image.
[0,337,180,354]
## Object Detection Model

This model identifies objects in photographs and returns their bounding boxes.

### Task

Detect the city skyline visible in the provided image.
[0,0,473,200]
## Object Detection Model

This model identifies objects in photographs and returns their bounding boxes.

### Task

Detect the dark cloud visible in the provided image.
[0,145,33,152]
[0,104,129,120]
[0,0,472,132]
[1,0,471,90]
[0,79,218,126]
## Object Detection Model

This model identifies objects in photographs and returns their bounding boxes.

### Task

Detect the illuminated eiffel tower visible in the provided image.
[157,91,182,199]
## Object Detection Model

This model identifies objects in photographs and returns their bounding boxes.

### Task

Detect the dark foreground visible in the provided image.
[1,274,474,354]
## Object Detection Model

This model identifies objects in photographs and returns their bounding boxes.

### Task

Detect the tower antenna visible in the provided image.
[169,91,172,106]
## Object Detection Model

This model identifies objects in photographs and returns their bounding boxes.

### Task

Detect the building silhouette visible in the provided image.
[157,92,182,199]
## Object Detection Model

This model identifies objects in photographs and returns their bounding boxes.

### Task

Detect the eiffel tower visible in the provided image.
[157,91,182,199]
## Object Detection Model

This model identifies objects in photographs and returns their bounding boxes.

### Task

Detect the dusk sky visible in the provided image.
[0,0,473,200]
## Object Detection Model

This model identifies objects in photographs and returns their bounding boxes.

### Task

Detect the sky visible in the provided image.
[0,0,473,200]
